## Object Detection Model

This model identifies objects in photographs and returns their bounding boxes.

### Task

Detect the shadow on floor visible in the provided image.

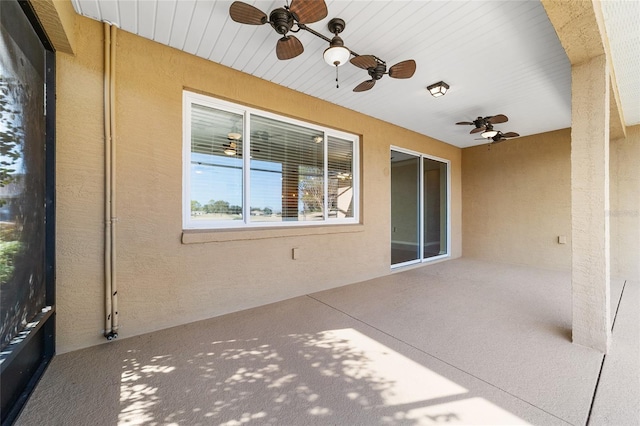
[17,259,634,426]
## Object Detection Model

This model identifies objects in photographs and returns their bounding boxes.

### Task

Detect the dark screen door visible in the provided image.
[0,1,55,423]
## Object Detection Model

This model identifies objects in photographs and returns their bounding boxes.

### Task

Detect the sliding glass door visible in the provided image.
[391,149,449,267]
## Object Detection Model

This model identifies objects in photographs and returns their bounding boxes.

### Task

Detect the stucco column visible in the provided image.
[571,54,611,353]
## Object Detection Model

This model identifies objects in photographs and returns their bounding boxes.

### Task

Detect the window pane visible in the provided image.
[184,92,359,229]
[190,104,243,222]
[249,115,324,223]
[328,136,354,219]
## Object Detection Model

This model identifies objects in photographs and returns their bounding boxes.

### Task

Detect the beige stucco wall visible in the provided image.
[610,125,640,281]
[29,0,77,54]
[462,130,572,270]
[462,126,640,280]
[54,16,462,353]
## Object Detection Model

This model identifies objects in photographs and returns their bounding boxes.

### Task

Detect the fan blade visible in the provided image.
[289,0,328,24]
[350,55,378,70]
[456,121,474,125]
[388,60,416,79]
[502,132,520,138]
[229,1,267,25]
[470,126,486,134]
[353,80,375,92]
[276,36,303,60]
[487,114,508,124]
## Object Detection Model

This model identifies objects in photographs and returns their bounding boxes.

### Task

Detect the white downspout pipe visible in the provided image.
[103,22,112,339]
[110,24,119,337]
[104,22,118,340]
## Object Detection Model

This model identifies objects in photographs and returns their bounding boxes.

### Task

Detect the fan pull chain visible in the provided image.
[335,64,339,88]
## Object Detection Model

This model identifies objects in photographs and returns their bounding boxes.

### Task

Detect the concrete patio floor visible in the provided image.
[15,259,639,425]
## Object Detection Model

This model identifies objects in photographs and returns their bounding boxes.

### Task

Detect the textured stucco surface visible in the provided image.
[542,0,626,139]
[541,0,605,66]
[462,124,640,282]
[543,0,639,353]
[571,54,611,352]
[29,0,76,53]
[52,16,462,353]
[462,129,572,270]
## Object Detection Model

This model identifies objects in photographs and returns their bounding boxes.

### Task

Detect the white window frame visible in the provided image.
[183,91,360,230]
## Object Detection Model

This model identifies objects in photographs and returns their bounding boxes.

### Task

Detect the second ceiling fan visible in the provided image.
[456,114,520,143]
[456,114,509,134]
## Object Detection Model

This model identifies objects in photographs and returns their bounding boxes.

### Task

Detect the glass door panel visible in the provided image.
[391,150,420,265]
[391,149,449,268]
[423,158,448,258]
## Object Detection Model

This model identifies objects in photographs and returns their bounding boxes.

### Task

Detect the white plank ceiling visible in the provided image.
[70,0,639,148]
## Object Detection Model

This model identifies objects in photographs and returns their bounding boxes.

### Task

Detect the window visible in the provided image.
[183,92,359,229]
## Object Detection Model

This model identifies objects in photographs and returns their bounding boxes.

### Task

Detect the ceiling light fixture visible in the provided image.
[480,123,498,138]
[224,141,237,156]
[323,18,350,67]
[481,129,498,138]
[324,36,350,67]
[427,81,449,98]
[322,18,351,88]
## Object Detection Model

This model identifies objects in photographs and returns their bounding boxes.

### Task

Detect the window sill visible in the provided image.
[182,223,364,244]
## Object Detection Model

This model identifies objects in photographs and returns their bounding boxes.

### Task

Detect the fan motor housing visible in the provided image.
[368,63,387,80]
[473,117,486,128]
[327,18,345,35]
[270,8,293,34]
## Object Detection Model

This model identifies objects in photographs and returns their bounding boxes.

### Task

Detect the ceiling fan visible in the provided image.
[476,131,520,143]
[350,55,416,92]
[230,1,417,92]
[222,132,263,156]
[229,0,328,60]
[222,132,242,156]
[456,114,509,134]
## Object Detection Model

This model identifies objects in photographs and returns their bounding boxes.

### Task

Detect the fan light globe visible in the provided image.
[481,130,498,138]
[224,142,237,156]
[324,45,350,67]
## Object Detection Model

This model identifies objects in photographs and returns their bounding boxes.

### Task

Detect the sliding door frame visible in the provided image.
[390,146,451,269]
